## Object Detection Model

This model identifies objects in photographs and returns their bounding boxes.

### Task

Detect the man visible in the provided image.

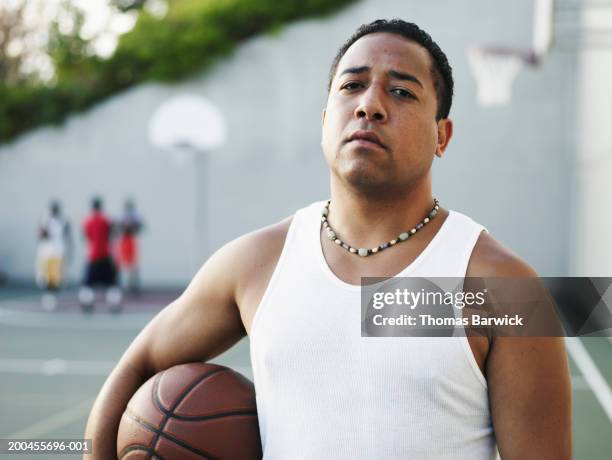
[116,198,144,295]
[36,201,72,311]
[79,197,122,312]
[85,19,571,458]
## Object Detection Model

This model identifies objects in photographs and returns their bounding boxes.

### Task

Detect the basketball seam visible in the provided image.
[122,409,211,460]
[149,366,232,460]
[153,368,232,414]
[123,374,164,460]
[169,409,258,421]
[123,407,162,433]
[118,444,166,460]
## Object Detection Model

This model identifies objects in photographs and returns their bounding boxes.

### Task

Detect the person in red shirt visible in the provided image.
[116,199,144,295]
[78,197,122,312]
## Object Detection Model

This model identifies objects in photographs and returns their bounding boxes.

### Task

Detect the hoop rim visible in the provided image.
[468,45,541,66]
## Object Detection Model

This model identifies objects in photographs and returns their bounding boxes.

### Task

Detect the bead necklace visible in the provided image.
[321,199,439,257]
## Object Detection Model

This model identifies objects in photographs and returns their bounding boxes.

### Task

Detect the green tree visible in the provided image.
[1,0,359,143]
[0,1,39,85]
[110,0,148,13]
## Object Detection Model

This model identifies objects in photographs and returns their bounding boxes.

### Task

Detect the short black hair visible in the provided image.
[50,200,61,216]
[92,196,102,211]
[328,19,454,120]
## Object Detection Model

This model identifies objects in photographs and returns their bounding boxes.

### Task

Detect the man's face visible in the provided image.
[322,32,451,195]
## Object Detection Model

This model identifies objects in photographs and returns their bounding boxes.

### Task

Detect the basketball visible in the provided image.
[117,362,262,459]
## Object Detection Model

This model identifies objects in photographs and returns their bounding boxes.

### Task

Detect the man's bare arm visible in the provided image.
[83,226,273,458]
[470,233,572,459]
[488,335,571,459]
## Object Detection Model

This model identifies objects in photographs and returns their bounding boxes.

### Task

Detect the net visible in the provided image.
[467,47,526,107]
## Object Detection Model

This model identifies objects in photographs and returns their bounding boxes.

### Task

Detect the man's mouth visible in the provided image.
[346,130,386,149]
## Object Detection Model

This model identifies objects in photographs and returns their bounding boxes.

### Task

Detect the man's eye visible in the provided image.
[391,88,414,98]
[341,82,363,91]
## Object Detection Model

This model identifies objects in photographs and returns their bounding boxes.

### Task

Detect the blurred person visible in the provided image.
[79,196,122,313]
[116,198,144,295]
[36,200,72,311]
[85,19,571,459]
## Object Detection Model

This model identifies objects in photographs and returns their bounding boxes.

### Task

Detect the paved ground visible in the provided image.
[0,285,610,459]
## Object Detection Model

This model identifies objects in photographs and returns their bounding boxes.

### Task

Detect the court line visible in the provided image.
[566,337,612,422]
[0,393,88,406]
[0,357,253,379]
[8,398,94,438]
[0,306,154,330]
[0,358,116,376]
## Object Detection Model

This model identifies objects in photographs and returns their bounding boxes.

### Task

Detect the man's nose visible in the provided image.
[354,88,387,122]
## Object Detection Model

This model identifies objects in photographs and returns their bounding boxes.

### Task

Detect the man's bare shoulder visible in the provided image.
[179,215,294,334]
[221,215,294,304]
[187,215,294,299]
[467,231,538,278]
[229,215,294,261]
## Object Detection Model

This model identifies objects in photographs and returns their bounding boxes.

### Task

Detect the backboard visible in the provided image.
[148,94,227,166]
[468,0,612,107]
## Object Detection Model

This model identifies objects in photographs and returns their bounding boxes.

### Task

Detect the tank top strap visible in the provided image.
[410,209,487,278]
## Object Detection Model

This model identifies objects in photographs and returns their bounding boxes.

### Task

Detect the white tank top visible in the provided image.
[250,200,497,459]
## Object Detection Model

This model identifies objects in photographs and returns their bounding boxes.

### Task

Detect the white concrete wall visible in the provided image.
[0,85,201,285]
[0,0,581,285]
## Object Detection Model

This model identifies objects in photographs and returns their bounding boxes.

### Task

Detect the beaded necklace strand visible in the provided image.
[321,198,440,257]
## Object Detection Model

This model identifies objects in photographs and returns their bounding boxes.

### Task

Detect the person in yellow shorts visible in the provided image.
[36,201,72,311]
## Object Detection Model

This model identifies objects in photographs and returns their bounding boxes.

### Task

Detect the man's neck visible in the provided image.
[327,180,436,249]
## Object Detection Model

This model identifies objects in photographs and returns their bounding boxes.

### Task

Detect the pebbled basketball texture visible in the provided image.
[117,362,262,460]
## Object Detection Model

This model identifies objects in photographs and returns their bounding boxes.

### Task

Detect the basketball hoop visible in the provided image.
[467,0,554,107]
[467,47,527,107]
[148,94,227,166]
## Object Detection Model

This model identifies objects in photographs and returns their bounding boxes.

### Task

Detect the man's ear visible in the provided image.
[435,118,453,158]
[321,108,326,126]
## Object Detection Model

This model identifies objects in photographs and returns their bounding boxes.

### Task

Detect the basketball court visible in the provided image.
[0,285,610,459]
[1,0,611,457]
